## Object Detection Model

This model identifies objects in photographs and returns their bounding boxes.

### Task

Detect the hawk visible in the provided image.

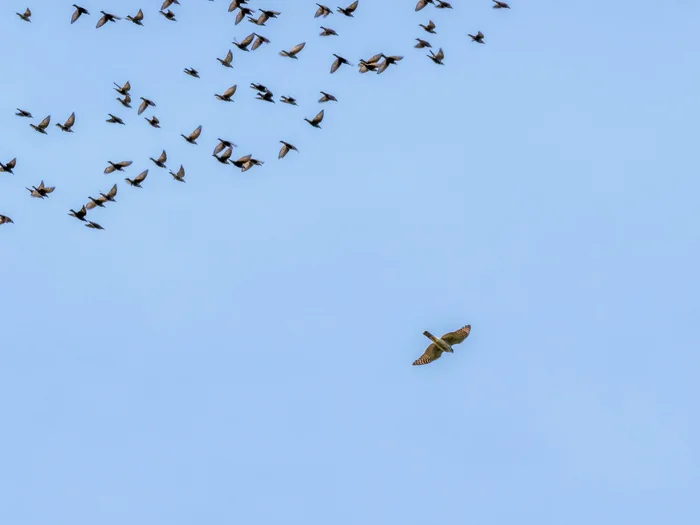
[412,325,471,366]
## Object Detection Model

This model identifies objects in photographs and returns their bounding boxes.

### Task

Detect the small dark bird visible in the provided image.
[259,9,281,19]
[280,42,306,59]
[145,116,160,128]
[99,184,118,203]
[125,169,149,188]
[377,54,403,74]
[86,195,108,209]
[160,9,176,21]
[104,160,132,174]
[315,4,332,17]
[30,116,51,134]
[251,34,270,51]
[85,220,104,230]
[169,165,186,182]
[468,31,485,44]
[234,6,253,25]
[278,141,298,159]
[419,20,436,34]
[126,9,144,25]
[337,1,359,17]
[0,158,17,174]
[26,180,55,199]
[435,0,453,8]
[250,83,268,93]
[56,112,76,132]
[320,26,338,36]
[68,205,88,221]
[114,81,131,95]
[137,97,156,115]
[117,93,132,108]
[0,214,14,225]
[330,54,352,73]
[162,0,180,8]
[358,59,379,73]
[184,67,200,78]
[16,8,31,22]
[217,50,234,68]
[228,0,249,11]
[150,150,168,168]
[427,47,444,65]
[106,114,125,125]
[241,158,264,173]
[214,138,237,155]
[215,85,238,102]
[230,154,252,169]
[96,11,120,28]
[256,91,275,103]
[181,125,203,144]
[71,4,90,24]
[16,108,32,118]
[233,33,256,51]
[280,96,298,106]
[415,0,434,11]
[213,146,234,164]
[414,38,432,49]
[493,0,511,8]
[319,91,337,103]
[248,10,277,26]
[304,109,324,128]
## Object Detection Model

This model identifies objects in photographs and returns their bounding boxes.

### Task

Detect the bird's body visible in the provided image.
[17,8,31,22]
[125,170,149,188]
[278,141,298,159]
[114,81,131,96]
[126,9,144,25]
[215,84,238,102]
[71,5,89,24]
[30,115,51,134]
[181,125,202,144]
[96,11,120,28]
[0,158,17,174]
[280,42,306,59]
[217,50,234,67]
[304,109,324,128]
[468,31,485,44]
[56,112,76,132]
[145,116,160,128]
[413,325,471,366]
[16,108,32,118]
[337,1,359,17]
[169,165,186,182]
[493,0,511,8]
[137,97,156,115]
[104,160,132,174]
[150,150,168,168]
[330,54,351,73]
[280,95,297,105]
[427,47,444,65]
[68,206,88,221]
[315,3,332,17]
[415,38,432,49]
[106,113,125,125]
[184,67,200,78]
[0,214,14,225]
[320,26,338,36]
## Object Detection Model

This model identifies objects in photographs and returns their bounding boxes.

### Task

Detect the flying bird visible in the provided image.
[126,9,144,25]
[318,91,337,103]
[215,84,238,102]
[96,11,120,28]
[415,0,434,11]
[181,125,202,144]
[330,54,351,73]
[16,108,32,118]
[213,146,234,164]
[234,33,256,51]
[145,116,160,128]
[162,0,180,8]
[419,20,436,34]
[117,93,132,108]
[0,214,14,226]
[0,158,17,174]
[320,26,338,36]
[250,83,269,93]
[125,169,149,188]
[30,115,51,134]
[104,160,132,174]
[16,8,31,22]
[256,91,275,103]
[251,34,270,51]
[137,97,156,115]
[85,220,104,230]
[217,49,234,67]
[315,4,332,17]
[56,112,76,132]
[68,205,88,221]
[427,47,444,65]
[435,0,453,8]
[493,0,511,8]
[304,109,324,128]
[114,81,131,95]
[414,38,432,49]
[280,95,298,105]
[106,113,125,125]
[26,181,55,199]
[279,42,306,59]
[468,31,485,44]
[184,67,200,78]
[278,141,298,159]
[214,138,237,155]
[150,150,168,168]
[99,184,118,203]
[412,325,471,366]
[337,1,359,17]
[160,9,177,21]
[234,6,253,24]
[377,54,403,74]
[169,165,186,183]
[86,195,108,209]
[71,5,89,24]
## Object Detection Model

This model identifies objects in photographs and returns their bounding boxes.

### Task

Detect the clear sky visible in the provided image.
[1,0,698,523]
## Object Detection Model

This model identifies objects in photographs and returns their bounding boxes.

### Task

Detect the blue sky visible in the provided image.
[1,0,699,523]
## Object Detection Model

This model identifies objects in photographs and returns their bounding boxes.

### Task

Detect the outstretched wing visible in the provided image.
[313,109,324,123]
[346,1,359,13]
[190,125,202,140]
[134,169,149,183]
[413,344,442,366]
[290,42,306,55]
[441,325,471,345]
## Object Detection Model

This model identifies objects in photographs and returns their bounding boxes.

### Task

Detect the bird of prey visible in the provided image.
[26,181,56,199]
[214,138,237,155]
[106,113,125,125]
[256,90,275,103]
[320,26,338,36]
[315,4,332,17]
[85,220,104,230]
[337,1,359,17]
[126,9,144,25]
[413,325,471,366]
[217,49,234,67]
[468,31,485,44]
[16,8,31,22]
[169,165,186,182]
[181,125,202,144]
[68,205,88,221]
[0,214,14,225]
[377,54,403,74]
[184,67,200,78]
[30,115,51,134]
[330,54,351,73]
[145,116,160,128]
[215,84,238,102]
[493,0,511,8]
[414,38,432,49]
[114,81,131,95]
[96,11,120,28]
[104,160,132,174]
[415,0,434,11]
[162,0,180,8]
[419,20,436,34]
[16,108,32,118]
[213,146,234,164]
[280,95,298,105]
[125,169,149,188]
[278,141,298,159]
[0,158,17,174]
[304,109,324,128]
[137,97,156,115]
[160,9,177,21]
[150,150,168,168]
[279,42,306,59]
[435,0,453,8]
[251,34,270,50]
[319,91,337,103]
[71,4,89,24]
[427,47,444,65]
[56,112,76,132]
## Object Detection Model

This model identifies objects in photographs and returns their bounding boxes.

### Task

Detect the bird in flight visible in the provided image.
[412,325,471,366]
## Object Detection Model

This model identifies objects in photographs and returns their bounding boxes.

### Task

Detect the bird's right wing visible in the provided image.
[413,344,442,366]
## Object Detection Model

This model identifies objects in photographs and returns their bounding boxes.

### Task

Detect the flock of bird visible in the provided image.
[3,0,514,363]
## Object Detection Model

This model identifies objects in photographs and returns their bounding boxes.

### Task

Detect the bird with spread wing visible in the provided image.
[413,325,471,366]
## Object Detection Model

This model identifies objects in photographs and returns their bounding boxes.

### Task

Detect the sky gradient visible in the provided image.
[1,1,699,523]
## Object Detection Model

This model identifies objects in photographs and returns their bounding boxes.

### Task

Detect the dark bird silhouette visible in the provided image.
[169,165,186,182]
[116,93,132,108]
[56,112,76,132]
[0,214,14,225]
[114,81,131,95]
[259,9,281,19]
[99,184,118,203]
[16,8,31,22]
[162,0,180,8]
[86,195,108,209]
[415,0,434,11]
[160,9,177,21]
[337,1,359,17]
[278,141,298,159]
[280,42,306,59]
[280,95,298,105]
[427,47,444,65]
[304,109,324,128]
[234,6,253,25]
[68,205,88,221]
[137,97,156,115]
[239,157,264,172]
[145,116,160,128]
[184,67,200,78]
[358,59,379,73]
[181,125,203,144]
[215,85,238,102]
[413,325,471,366]
[30,115,51,134]
[414,38,432,49]
[213,146,234,164]
[0,158,17,174]
[250,83,268,92]
[217,49,234,67]
[125,169,149,188]
[214,138,237,155]
[16,108,33,118]
[377,54,403,74]
[493,0,511,8]
[330,54,351,73]
[435,0,453,8]
[150,150,168,168]
[106,113,125,125]
[315,4,332,17]
[104,160,132,174]
[319,91,337,103]
[96,11,120,28]
[251,33,270,51]
[420,20,436,34]
[126,9,144,25]
[71,4,89,24]
[26,180,55,199]
[233,33,256,51]
[85,220,104,230]
[320,26,338,36]
[468,31,485,43]
[256,91,275,103]
[228,0,249,11]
